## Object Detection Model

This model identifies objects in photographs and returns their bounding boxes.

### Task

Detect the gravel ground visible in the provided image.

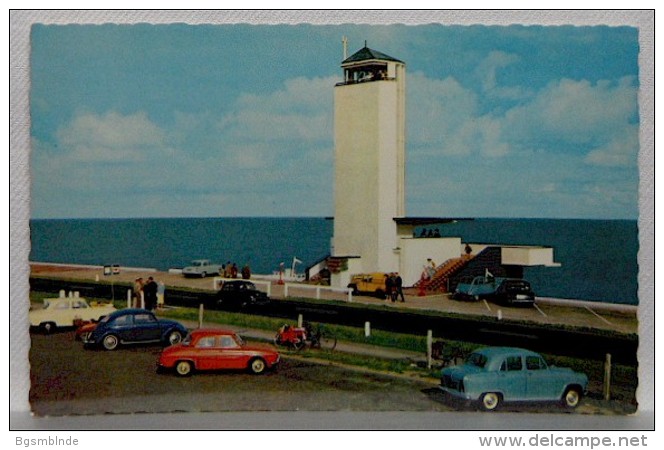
[28,329,636,418]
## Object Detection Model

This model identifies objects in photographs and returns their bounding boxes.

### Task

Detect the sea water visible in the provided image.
[28,217,639,305]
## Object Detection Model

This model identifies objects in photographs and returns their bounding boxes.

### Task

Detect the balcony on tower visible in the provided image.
[336,45,404,86]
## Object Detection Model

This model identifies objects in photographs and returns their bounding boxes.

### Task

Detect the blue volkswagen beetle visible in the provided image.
[82,308,188,351]
[440,347,588,411]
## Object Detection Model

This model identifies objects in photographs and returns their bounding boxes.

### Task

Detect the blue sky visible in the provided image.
[30,23,640,219]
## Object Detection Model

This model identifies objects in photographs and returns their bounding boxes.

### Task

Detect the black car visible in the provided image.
[491,278,536,307]
[216,280,270,310]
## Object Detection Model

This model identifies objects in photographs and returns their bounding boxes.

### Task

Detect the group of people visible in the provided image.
[133,276,165,311]
[221,262,251,280]
[384,272,405,303]
[417,228,441,238]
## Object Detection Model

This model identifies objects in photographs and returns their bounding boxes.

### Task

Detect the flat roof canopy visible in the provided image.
[393,217,474,226]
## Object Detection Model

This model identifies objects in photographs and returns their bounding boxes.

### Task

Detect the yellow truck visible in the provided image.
[347,273,388,298]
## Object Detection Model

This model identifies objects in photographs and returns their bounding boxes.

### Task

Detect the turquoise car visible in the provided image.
[453,276,535,306]
[440,347,588,411]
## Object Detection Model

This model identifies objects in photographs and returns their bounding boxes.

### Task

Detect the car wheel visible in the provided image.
[480,392,501,411]
[200,272,207,278]
[167,330,183,346]
[175,360,193,377]
[40,322,56,334]
[562,387,582,408]
[249,358,267,374]
[102,334,119,351]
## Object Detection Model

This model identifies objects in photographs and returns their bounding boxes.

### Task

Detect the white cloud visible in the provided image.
[56,111,166,163]
[33,76,337,218]
[476,50,519,93]
[503,77,638,156]
[585,124,639,167]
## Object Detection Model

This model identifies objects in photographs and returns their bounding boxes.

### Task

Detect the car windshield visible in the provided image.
[182,334,192,346]
[99,315,111,323]
[466,352,488,368]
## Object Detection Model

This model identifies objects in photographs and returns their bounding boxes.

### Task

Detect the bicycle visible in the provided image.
[274,322,337,351]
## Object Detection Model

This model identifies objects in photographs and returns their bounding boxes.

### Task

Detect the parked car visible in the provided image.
[29,297,116,334]
[216,280,270,309]
[157,329,280,376]
[347,272,388,298]
[492,278,536,306]
[439,347,588,411]
[182,259,223,278]
[82,308,188,351]
[453,276,535,306]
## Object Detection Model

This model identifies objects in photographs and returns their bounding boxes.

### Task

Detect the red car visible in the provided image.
[157,329,280,376]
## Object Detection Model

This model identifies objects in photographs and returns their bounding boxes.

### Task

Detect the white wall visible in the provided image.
[399,237,462,286]
[501,246,560,266]
[330,257,364,288]
[333,72,404,274]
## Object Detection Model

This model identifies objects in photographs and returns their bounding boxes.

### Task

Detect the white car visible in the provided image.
[29,297,116,333]
[182,259,223,278]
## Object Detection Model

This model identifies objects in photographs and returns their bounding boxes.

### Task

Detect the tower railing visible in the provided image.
[335,77,396,87]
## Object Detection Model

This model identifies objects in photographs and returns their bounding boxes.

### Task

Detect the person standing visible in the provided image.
[385,273,395,302]
[241,264,251,280]
[395,272,405,302]
[133,277,144,308]
[143,276,158,311]
[156,280,166,309]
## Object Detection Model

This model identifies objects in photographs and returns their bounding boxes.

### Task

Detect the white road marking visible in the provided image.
[482,299,492,311]
[585,306,614,326]
[534,303,547,317]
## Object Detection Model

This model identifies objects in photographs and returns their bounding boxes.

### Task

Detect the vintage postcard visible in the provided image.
[10,10,653,432]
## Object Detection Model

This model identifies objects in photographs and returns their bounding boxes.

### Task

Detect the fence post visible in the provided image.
[316,286,321,299]
[140,291,145,309]
[284,284,289,298]
[364,321,371,338]
[198,304,204,329]
[60,289,66,298]
[603,353,612,400]
[298,314,303,328]
[127,289,132,309]
[348,289,353,303]
[427,330,433,369]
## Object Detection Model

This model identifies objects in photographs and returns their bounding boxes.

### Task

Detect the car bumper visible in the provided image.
[438,386,473,401]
